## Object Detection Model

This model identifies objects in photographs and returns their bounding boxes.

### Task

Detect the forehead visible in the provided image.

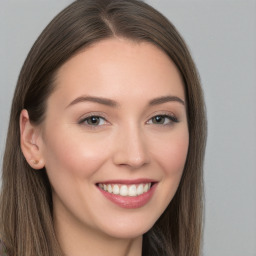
[51,38,185,106]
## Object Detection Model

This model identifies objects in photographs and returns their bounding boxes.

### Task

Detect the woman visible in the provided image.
[0,0,207,255]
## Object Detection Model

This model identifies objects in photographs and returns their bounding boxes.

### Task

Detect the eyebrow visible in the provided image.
[66,96,118,108]
[149,96,185,106]
[66,95,185,108]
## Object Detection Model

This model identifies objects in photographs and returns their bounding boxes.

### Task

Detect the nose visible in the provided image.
[112,125,150,169]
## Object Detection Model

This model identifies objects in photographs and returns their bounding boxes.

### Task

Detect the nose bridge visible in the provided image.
[112,121,149,168]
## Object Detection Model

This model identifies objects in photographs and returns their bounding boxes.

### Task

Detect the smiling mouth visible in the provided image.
[96,180,157,208]
[97,183,152,197]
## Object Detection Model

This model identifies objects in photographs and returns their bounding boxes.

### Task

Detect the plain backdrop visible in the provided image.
[0,1,256,255]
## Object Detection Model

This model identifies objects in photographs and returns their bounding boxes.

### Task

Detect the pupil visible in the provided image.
[154,116,163,123]
[89,117,99,125]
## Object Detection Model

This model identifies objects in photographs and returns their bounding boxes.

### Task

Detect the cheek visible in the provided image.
[152,129,189,176]
[155,131,189,205]
[42,125,111,180]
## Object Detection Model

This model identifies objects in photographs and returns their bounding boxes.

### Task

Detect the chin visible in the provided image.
[94,213,158,239]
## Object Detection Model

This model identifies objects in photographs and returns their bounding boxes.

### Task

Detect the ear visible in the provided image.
[20,109,45,169]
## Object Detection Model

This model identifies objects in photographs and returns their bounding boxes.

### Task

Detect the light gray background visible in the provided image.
[0,1,255,255]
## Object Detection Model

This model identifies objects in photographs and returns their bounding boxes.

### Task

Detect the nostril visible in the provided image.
[112,152,150,168]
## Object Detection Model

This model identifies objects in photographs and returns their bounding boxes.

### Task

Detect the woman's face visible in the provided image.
[39,38,189,239]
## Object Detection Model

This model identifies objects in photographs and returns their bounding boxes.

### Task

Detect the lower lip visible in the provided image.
[97,183,157,209]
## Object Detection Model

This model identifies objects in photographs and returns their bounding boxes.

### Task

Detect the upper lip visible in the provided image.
[96,178,157,185]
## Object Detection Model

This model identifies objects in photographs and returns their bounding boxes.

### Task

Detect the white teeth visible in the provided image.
[107,184,112,193]
[128,185,137,197]
[99,183,152,197]
[120,185,128,196]
[112,185,119,194]
[143,183,149,193]
[137,184,144,195]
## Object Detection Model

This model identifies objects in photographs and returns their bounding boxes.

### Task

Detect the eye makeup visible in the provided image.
[77,110,179,130]
[147,114,178,125]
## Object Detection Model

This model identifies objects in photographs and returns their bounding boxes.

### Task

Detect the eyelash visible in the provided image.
[78,113,108,128]
[146,114,178,125]
[78,113,179,129]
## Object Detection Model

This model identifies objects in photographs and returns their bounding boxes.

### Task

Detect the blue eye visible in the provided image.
[148,115,178,125]
[79,116,107,126]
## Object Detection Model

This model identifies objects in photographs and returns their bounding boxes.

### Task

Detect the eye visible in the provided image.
[147,114,178,125]
[79,116,107,126]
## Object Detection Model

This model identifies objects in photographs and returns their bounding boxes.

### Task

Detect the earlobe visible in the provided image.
[20,109,45,170]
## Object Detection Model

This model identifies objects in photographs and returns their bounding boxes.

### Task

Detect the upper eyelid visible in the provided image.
[78,112,108,122]
[145,111,177,120]
[78,111,178,118]
[79,116,108,125]
[146,114,178,124]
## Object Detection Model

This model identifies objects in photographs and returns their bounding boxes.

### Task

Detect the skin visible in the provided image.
[20,38,189,256]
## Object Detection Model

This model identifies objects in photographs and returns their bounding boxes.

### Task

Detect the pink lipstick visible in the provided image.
[96,179,157,209]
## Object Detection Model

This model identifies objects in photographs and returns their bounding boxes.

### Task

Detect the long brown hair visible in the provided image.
[0,0,207,255]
